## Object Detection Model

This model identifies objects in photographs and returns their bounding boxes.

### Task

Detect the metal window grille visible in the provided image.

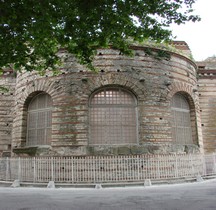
[89,88,137,145]
[171,93,193,144]
[27,93,52,146]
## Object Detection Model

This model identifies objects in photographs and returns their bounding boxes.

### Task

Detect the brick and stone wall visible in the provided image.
[198,57,216,153]
[0,70,16,157]
[10,45,202,157]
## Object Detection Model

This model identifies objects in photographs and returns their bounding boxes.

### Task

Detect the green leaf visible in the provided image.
[0,0,200,73]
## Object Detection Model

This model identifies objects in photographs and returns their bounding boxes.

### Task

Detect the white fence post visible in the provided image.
[33,157,36,183]
[213,153,216,174]
[93,157,96,183]
[202,155,207,176]
[51,157,54,181]
[157,155,160,179]
[18,157,21,181]
[6,157,9,181]
[189,154,195,176]
[137,155,140,181]
[174,154,178,178]
[71,157,74,183]
[2,154,216,184]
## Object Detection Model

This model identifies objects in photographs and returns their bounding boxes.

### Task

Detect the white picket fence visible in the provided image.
[0,154,215,184]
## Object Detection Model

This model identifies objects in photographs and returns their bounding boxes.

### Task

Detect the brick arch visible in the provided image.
[88,86,138,145]
[12,77,64,149]
[18,77,65,108]
[18,90,53,146]
[168,82,198,145]
[168,81,193,98]
[172,91,195,112]
[88,85,138,106]
[85,72,146,100]
[22,90,53,117]
[23,90,51,108]
[167,81,197,110]
[25,92,53,146]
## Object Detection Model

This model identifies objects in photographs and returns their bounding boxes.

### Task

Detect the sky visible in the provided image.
[170,0,216,61]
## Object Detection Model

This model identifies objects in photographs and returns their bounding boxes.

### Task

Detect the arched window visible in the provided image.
[89,88,138,145]
[171,93,193,144]
[27,93,52,146]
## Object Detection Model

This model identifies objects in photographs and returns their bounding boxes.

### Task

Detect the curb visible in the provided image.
[1,176,213,188]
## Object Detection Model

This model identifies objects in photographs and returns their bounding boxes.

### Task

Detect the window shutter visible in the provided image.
[90,88,137,145]
[27,93,52,146]
[171,93,193,144]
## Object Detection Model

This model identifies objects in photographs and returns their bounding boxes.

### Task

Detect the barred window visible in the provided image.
[171,93,193,144]
[27,93,52,146]
[89,88,137,145]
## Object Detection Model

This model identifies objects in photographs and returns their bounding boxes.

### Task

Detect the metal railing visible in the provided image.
[0,154,215,184]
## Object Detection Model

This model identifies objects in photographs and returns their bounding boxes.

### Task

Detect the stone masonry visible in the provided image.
[0,69,16,157]
[197,57,216,153]
[0,42,208,157]
[4,42,216,156]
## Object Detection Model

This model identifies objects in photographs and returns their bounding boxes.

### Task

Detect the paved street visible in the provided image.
[1,179,216,210]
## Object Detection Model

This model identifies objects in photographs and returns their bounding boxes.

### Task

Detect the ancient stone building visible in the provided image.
[197,57,216,153]
[0,41,214,157]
